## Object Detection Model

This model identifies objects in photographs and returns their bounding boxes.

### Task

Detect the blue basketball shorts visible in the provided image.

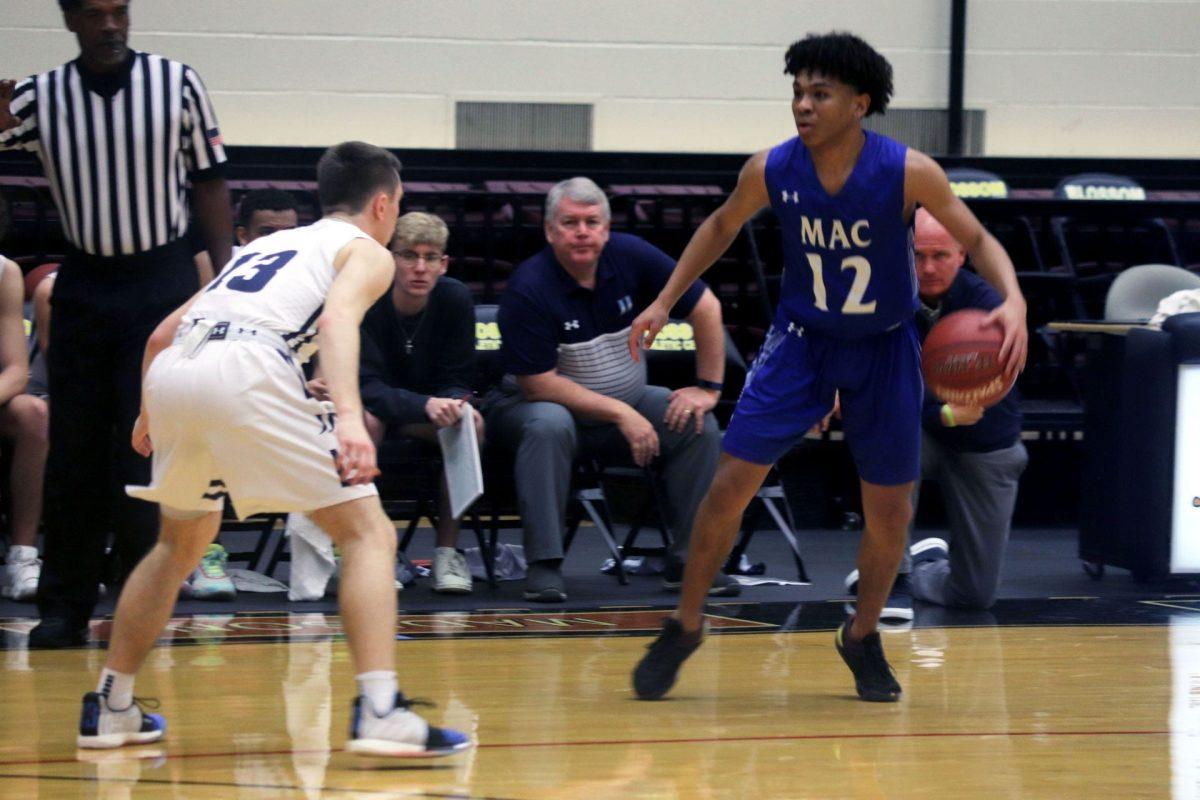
[722,318,923,486]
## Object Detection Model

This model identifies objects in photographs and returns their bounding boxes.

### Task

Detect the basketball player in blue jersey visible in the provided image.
[630,32,1027,702]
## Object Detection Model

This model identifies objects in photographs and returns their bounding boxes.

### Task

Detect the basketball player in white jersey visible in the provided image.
[76,141,471,758]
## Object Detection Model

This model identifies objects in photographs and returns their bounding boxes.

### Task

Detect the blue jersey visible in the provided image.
[764,131,917,338]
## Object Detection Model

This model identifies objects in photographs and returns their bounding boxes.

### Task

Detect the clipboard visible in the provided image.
[437,404,484,520]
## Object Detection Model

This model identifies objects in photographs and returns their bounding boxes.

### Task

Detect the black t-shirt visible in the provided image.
[360,276,476,426]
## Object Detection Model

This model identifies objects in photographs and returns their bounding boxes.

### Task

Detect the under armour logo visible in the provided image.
[564,320,580,331]
[617,296,633,315]
[781,189,800,204]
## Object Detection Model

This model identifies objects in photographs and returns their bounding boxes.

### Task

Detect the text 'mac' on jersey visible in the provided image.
[765,130,917,338]
[185,218,371,362]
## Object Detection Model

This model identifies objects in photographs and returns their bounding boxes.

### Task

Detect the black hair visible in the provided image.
[316,141,402,215]
[0,192,8,245]
[783,32,893,116]
[58,1,83,11]
[236,189,299,229]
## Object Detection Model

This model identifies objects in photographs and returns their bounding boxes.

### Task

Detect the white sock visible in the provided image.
[7,545,37,563]
[355,671,398,717]
[97,668,135,711]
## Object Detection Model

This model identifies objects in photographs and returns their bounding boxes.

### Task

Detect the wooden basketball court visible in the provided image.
[0,600,1193,798]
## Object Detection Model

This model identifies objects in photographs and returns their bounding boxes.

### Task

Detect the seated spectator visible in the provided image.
[190,189,300,283]
[235,188,300,252]
[0,194,49,601]
[487,177,736,602]
[904,208,1027,610]
[356,212,481,594]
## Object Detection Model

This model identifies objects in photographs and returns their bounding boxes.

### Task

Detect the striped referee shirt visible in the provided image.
[0,50,226,257]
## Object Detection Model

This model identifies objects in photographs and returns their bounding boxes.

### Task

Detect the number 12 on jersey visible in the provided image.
[805,253,876,314]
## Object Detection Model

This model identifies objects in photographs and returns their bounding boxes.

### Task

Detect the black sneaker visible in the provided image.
[661,560,742,597]
[834,620,902,702]
[29,616,89,649]
[632,618,704,700]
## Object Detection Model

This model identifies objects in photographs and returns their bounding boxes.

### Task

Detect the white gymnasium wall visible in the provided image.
[3,0,1197,157]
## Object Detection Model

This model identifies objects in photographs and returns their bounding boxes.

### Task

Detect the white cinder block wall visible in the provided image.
[3,0,1197,157]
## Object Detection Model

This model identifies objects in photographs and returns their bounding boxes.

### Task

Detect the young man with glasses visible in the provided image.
[358,212,481,594]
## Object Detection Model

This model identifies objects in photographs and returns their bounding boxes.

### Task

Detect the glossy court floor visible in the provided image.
[1,596,1199,799]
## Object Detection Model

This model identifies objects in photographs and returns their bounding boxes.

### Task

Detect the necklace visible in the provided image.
[397,310,427,356]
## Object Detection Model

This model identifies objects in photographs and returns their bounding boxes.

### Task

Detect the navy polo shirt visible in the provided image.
[499,232,706,402]
[918,268,1023,452]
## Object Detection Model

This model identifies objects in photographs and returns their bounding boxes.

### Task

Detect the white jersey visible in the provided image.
[184,218,371,362]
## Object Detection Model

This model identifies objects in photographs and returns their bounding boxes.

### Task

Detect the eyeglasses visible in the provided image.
[393,250,445,266]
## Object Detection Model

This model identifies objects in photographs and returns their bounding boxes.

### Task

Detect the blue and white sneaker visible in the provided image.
[843,570,914,623]
[911,537,950,566]
[347,693,472,758]
[882,574,913,623]
[77,692,166,749]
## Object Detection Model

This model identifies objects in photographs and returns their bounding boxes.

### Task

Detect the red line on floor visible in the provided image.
[0,728,1172,768]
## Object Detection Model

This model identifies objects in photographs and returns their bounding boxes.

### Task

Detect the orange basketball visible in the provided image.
[23,262,59,302]
[921,309,1010,407]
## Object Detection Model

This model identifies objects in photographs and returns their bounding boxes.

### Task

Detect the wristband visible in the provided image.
[941,404,957,428]
[696,379,723,392]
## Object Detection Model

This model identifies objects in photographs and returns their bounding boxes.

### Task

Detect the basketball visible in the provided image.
[922,309,1010,407]
[23,261,58,302]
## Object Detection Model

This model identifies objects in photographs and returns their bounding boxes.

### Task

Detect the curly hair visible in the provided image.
[783,32,894,116]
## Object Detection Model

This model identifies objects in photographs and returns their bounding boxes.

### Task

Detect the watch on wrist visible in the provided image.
[696,379,723,392]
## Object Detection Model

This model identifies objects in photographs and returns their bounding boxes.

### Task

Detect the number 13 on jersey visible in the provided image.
[805,253,876,314]
[208,250,298,294]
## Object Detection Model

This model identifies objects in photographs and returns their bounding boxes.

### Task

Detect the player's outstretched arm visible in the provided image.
[629,150,770,359]
[906,150,1028,379]
[319,238,395,485]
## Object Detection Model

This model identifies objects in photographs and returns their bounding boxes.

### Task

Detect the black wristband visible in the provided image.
[696,379,723,392]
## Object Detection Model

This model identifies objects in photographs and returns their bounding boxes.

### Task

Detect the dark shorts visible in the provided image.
[722,317,923,485]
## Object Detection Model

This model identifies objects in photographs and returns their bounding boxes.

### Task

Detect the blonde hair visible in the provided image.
[391,212,449,251]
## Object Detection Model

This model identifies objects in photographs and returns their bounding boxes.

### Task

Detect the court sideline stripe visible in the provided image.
[0,772,520,800]
[0,728,1172,769]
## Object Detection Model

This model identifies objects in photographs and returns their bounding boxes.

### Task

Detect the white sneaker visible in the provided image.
[347,693,472,758]
[77,693,167,749]
[433,548,472,595]
[2,545,41,601]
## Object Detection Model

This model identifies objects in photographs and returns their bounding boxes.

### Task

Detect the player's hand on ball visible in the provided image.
[131,412,152,457]
[949,404,984,426]
[985,296,1028,382]
[335,420,380,485]
[628,299,669,363]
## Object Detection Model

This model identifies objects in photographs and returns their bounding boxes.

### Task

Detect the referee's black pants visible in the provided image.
[37,240,198,628]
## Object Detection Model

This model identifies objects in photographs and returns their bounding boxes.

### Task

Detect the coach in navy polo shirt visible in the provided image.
[896,208,1027,611]
[489,177,738,602]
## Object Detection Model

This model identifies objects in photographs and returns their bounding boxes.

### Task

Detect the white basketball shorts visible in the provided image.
[126,339,378,518]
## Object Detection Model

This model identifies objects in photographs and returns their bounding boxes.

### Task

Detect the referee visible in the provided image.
[0,0,232,647]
